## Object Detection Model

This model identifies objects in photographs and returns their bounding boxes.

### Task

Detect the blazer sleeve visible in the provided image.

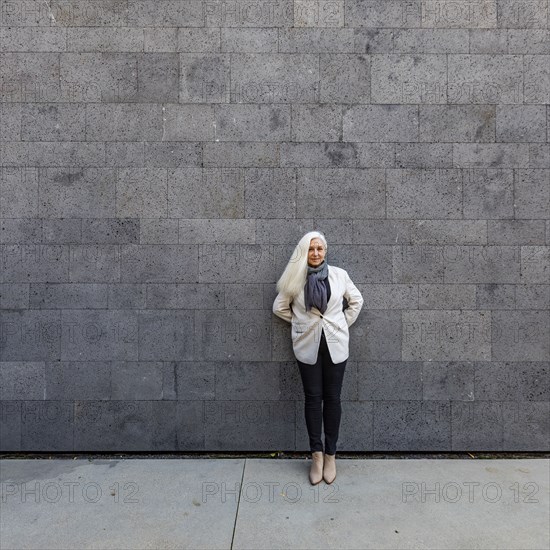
[343,271,364,327]
[272,292,293,323]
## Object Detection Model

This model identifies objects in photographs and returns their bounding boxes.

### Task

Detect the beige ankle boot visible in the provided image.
[323,453,336,484]
[309,451,324,485]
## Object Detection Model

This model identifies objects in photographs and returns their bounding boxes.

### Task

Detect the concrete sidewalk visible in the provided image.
[0,457,548,550]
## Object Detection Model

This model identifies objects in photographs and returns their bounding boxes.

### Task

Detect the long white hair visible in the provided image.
[275,231,328,298]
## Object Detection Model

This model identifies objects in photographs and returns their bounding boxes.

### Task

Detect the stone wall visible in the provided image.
[0,0,549,451]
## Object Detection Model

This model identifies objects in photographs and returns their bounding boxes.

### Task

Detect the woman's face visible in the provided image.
[308,238,326,267]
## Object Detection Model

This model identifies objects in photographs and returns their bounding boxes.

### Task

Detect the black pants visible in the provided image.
[296,329,347,455]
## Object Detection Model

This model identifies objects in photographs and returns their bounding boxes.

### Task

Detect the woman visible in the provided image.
[272,231,364,485]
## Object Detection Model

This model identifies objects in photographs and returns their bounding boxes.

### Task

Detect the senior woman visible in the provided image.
[272,231,364,485]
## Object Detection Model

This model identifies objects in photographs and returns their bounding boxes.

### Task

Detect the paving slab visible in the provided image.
[0,458,548,550]
[0,459,243,550]
[234,459,550,550]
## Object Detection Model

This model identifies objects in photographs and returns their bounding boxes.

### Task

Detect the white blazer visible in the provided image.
[272,265,364,365]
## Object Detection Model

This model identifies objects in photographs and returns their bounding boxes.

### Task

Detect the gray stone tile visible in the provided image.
[419,105,496,143]
[344,105,418,142]
[374,400,451,450]
[195,310,272,361]
[371,54,447,104]
[46,361,111,400]
[402,310,491,361]
[244,168,296,218]
[60,310,139,362]
[422,361,475,401]
[386,169,462,219]
[320,54,370,103]
[30,283,109,309]
[296,168,385,218]
[0,362,45,400]
[120,244,198,283]
[216,105,291,141]
[491,310,550,361]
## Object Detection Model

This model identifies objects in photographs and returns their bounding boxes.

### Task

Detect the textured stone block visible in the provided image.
[469,29,508,54]
[85,104,163,141]
[110,361,165,399]
[0,362,45,400]
[216,362,280,400]
[421,361,475,401]
[487,220,546,245]
[291,104,342,142]
[231,54,319,103]
[146,283,224,309]
[454,144,530,168]
[463,168,514,218]
[279,28,355,52]
[1,28,67,52]
[344,105,418,142]
[21,401,74,451]
[419,284,477,309]
[120,244,198,283]
[66,28,143,52]
[60,309,139,361]
[202,0,294,28]
[393,29,469,53]
[443,246,521,284]
[294,0,344,27]
[491,310,550,361]
[419,105,495,142]
[116,168,168,218]
[0,218,41,243]
[69,245,121,283]
[0,53,60,102]
[0,283,29,309]
[280,142,360,167]
[402,310,491,361]
[358,362,423,400]
[515,169,550,219]
[345,0,422,28]
[128,1,204,27]
[386,169,462,218]
[0,401,21,451]
[179,219,255,244]
[30,283,109,309]
[320,54,370,103]
[336,401,374,451]
[21,104,86,141]
[221,28,278,52]
[244,168,296,218]
[179,53,230,102]
[215,105,291,141]
[167,167,244,218]
[194,310,272,361]
[203,400,294,450]
[502,401,549,451]
[374,401,451,450]
[46,361,111,400]
[2,244,69,283]
[296,168,385,218]
[74,400,176,451]
[0,104,21,141]
[138,310,194,361]
[203,142,279,167]
[451,401,503,450]
[448,55,522,104]
[371,54,447,103]
[496,105,547,142]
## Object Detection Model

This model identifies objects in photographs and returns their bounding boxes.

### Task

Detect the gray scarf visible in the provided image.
[305,260,329,313]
